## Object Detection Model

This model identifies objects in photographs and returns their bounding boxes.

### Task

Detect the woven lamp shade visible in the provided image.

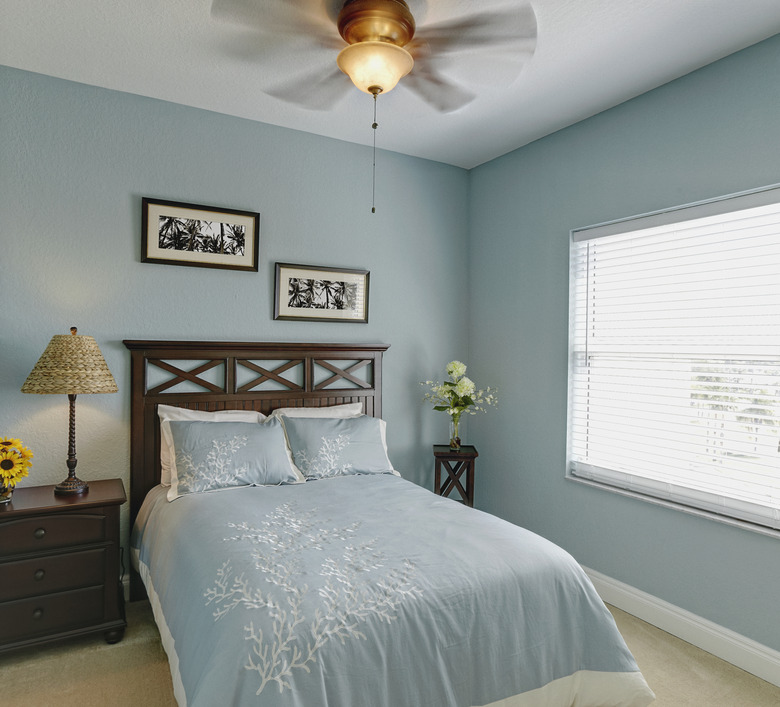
[22,330,118,395]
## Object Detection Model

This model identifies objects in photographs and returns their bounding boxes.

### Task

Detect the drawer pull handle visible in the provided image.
[34,528,46,539]
[32,608,44,620]
[34,569,46,581]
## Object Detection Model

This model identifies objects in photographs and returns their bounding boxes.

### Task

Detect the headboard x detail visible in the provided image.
[122,340,389,529]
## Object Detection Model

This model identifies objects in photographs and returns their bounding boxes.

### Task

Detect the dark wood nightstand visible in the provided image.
[0,478,127,653]
[433,445,478,507]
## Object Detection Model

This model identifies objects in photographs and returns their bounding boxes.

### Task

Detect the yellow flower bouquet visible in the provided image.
[0,437,33,503]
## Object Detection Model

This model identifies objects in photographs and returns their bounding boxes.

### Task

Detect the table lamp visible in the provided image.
[21,327,118,495]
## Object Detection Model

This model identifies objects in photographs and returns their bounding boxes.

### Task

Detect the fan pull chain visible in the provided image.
[371,91,378,214]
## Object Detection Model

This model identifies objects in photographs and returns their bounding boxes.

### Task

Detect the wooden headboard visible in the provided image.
[122,340,389,528]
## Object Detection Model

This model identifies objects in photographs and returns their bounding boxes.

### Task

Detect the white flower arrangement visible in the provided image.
[422,361,497,449]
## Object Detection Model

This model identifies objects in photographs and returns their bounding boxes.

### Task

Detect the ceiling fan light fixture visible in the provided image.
[337,40,413,95]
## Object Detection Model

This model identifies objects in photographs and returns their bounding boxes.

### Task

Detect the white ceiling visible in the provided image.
[2,0,780,169]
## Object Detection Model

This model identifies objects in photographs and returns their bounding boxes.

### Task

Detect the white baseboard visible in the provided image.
[583,567,780,688]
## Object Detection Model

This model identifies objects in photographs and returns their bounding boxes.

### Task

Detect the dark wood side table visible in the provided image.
[0,478,127,653]
[433,445,478,507]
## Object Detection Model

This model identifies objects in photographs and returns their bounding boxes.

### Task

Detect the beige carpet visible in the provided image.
[608,606,780,706]
[2,601,779,706]
[2,601,176,707]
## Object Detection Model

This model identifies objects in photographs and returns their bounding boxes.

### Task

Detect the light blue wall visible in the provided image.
[4,34,780,654]
[469,35,780,651]
[1,65,469,543]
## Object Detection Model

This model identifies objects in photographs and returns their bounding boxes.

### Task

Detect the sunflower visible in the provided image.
[0,449,30,485]
[0,438,33,486]
[0,437,23,452]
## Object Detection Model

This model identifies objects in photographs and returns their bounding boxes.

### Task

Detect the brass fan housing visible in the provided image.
[337,0,416,47]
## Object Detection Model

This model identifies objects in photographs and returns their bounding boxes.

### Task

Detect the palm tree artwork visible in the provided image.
[157,216,245,255]
[287,278,357,311]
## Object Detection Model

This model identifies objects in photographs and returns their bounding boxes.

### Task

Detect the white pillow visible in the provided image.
[157,404,266,486]
[268,402,363,419]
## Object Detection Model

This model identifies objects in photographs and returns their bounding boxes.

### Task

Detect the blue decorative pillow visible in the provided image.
[167,418,300,500]
[281,415,395,480]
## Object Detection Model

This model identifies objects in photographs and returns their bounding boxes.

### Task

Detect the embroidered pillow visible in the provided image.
[157,404,266,486]
[281,415,395,480]
[166,418,299,500]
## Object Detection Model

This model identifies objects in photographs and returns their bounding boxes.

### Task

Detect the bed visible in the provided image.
[124,339,655,707]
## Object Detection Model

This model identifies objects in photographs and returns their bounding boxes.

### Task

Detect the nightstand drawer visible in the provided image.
[0,548,107,602]
[0,585,105,645]
[0,513,106,556]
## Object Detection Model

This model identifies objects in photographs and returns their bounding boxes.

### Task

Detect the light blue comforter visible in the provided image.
[132,474,653,707]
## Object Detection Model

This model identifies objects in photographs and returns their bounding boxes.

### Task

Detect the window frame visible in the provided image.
[567,184,780,538]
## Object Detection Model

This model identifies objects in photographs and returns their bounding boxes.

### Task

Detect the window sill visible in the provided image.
[566,472,780,540]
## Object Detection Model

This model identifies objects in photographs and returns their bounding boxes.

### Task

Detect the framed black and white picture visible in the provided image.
[274,263,369,323]
[142,197,259,271]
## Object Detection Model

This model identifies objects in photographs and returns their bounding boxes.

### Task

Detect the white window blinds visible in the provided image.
[568,186,780,531]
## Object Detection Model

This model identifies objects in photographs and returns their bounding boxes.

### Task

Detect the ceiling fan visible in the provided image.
[211,0,537,112]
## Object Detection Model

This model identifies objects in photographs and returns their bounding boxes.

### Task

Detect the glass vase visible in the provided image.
[449,417,462,451]
[0,482,13,504]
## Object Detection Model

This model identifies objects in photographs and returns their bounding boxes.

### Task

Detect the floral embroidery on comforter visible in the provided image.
[204,503,421,694]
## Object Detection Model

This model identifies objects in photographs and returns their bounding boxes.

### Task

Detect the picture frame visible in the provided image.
[141,197,259,272]
[274,263,370,323]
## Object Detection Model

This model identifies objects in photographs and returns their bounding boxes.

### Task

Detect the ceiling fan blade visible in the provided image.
[211,0,337,43]
[402,62,476,113]
[264,66,352,110]
[214,27,344,68]
[212,29,342,69]
[405,2,536,97]
[414,3,537,56]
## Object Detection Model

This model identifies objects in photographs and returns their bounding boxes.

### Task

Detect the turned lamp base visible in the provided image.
[54,392,89,496]
[54,474,89,495]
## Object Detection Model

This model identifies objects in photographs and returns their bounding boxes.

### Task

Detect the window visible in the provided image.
[568,186,780,532]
